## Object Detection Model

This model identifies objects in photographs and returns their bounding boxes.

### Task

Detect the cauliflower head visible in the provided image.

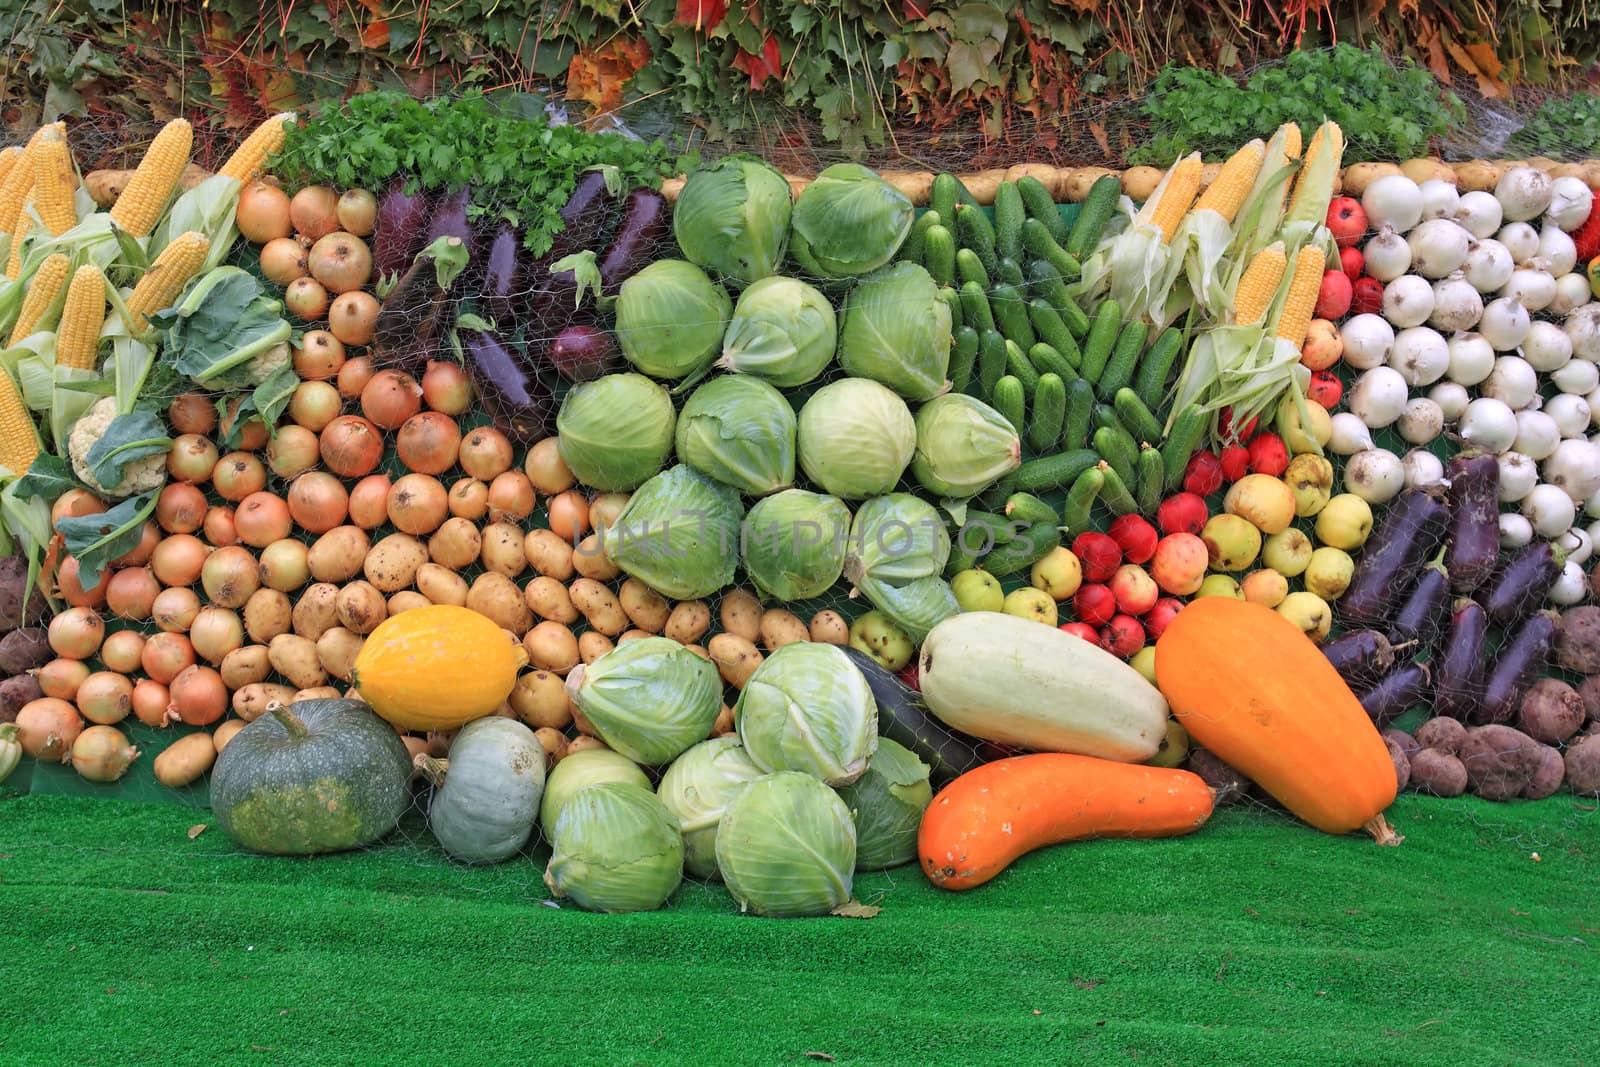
[68,397,168,498]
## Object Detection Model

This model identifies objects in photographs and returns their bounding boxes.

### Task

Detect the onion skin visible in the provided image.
[16,698,84,762]
[70,725,140,782]
[168,665,229,727]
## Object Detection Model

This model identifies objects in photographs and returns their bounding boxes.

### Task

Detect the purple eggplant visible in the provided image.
[1482,541,1562,627]
[598,188,669,295]
[1339,488,1450,628]
[480,224,521,330]
[1321,629,1396,687]
[1475,610,1558,725]
[461,329,556,444]
[372,180,433,280]
[372,236,470,374]
[1445,452,1500,593]
[1434,599,1488,722]
[1359,663,1431,726]
[549,168,619,259]
[1387,561,1451,654]
[547,322,621,383]
[839,645,983,782]
[427,186,473,246]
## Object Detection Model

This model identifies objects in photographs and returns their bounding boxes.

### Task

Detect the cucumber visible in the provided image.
[989,282,1035,350]
[1010,448,1100,493]
[1162,403,1207,491]
[992,375,1026,437]
[923,224,956,286]
[994,181,1025,263]
[902,210,941,263]
[1017,175,1068,244]
[954,203,998,277]
[1027,342,1077,383]
[1028,299,1082,366]
[959,509,1018,552]
[1097,319,1147,401]
[1135,444,1165,517]
[1021,218,1079,281]
[1092,403,1124,435]
[1134,326,1185,413]
[1113,387,1164,446]
[1062,378,1094,451]
[1029,373,1066,453]
[938,285,963,331]
[1080,299,1122,385]
[1004,491,1058,526]
[960,281,996,334]
[996,257,1025,288]
[1003,339,1041,394]
[1097,461,1138,517]
[1025,257,1068,303]
[931,173,960,223]
[956,247,990,289]
[980,522,1061,578]
[1056,293,1091,339]
[1093,424,1137,487]
[949,326,980,395]
[1067,174,1121,259]
[976,329,1007,398]
[1060,466,1103,538]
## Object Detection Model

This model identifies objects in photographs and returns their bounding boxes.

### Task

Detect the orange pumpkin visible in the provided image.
[352,605,525,732]
[1154,597,1402,845]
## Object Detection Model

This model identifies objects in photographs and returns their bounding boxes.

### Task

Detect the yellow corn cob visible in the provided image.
[0,148,34,238]
[0,146,20,189]
[1286,121,1345,226]
[7,252,70,346]
[1233,241,1287,326]
[217,112,295,183]
[1194,140,1265,224]
[1277,244,1327,350]
[109,118,193,237]
[1139,154,1203,244]
[56,264,107,371]
[126,231,209,331]
[0,370,39,477]
[30,126,76,236]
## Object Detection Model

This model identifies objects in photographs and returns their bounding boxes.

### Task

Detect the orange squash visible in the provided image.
[918,754,1214,891]
[1154,597,1402,845]
[352,605,525,732]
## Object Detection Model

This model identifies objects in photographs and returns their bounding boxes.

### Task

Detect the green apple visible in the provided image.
[1029,546,1083,600]
[1002,586,1058,626]
[1261,527,1314,577]
[1196,573,1243,599]
[1130,646,1158,686]
[952,568,1005,612]
[1146,720,1191,768]
[848,610,914,671]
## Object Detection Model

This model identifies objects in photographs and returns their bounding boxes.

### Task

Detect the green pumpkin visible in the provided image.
[421,717,546,864]
[211,699,413,856]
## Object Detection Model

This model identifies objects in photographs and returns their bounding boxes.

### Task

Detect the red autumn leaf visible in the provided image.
[732,36,783,90]
[567,38,654,115]
[902,0,931,19]
[675,0,728,31]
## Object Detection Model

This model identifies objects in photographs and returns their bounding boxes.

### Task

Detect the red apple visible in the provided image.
[1183,450,1224,496]
[1073,583,1117,627]
[1339,245,1363,282]
[1144,598,1184,639]
[1314,269,1352,320]
[1307,370,1343,410]
[1058,622,1099,643]
[1109,564,1159,616]
[1070,532,1122,583]
[1216,407,1258,443]
[1099,615,1146,659]
[1157,492,1209,536]
[1327,196,1368,248]
[1352,276,1384,315]
[1219,445,1250,483]
[1150,533,1208,596]
[1246,432,1289,477]
[1107,514,1159,564]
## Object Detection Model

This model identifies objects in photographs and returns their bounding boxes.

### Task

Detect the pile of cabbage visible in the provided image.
[540,640,933,915]
[557,157,1022,632]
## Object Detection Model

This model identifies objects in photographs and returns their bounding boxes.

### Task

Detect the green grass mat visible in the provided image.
[1,792,1595,1065]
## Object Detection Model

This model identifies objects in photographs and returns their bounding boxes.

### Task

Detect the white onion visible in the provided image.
[1445,331,1496,385]
[1589,491,1600,521]
[1559,527,1594,567]
[1462,238,1514,293]
[1523,483,1577,538]
[1550,273,1593,317]
[1427,273,1483,332]
[1546,392,1594,439]
[1545,175,1592,231]
[1344,448,1406,505]
[1500,267,1557,312]
[1339,313,1395,370]
[1522,320,1573,373]
[1553,357,1599,395]
[1479,296,1531,351]
[1407,218,1472,278]
[1513,410,1561,460]
[1329,411,1376,455]
[1388,326,1449,386]
[1497,221,1540,262]
[1348,367,1410,428]
[1402,448,1446,489]
[1456,190,1503,239]
[1537,223,1577,275]
[1496,166,1554,222]
[1418,179,1460,222]
[1482,355,1538,409]
[1548,560,1589,606]
[1361,226,1412,282]
[1588,386,1600,427]
[1459,396,1519,452]
[1542,438,1600,502]
[1500,512,1535,548]
[1363,175,1424,233]
[1397,397,1444,444]
[1498,451,1540,502]
[1381,274,1434,328]
[1565,303,1600,361]
[1428,380,1470,421]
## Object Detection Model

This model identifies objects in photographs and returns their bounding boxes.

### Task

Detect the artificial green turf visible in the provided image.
[1,793,1596,1066]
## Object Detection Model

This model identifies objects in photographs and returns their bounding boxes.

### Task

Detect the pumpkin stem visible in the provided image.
[1363,812,1404,847]
[412,753,449,785]
[267,702,310,739]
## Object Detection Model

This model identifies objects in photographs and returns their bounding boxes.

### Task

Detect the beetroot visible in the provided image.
[1517,678,1586,745]
[1459,725,1540,801]
[1555,605,1600,674]
[1383,736,1411,791]
[1522,745,1565,800]
[1382,727,1421,762]
[1409,748,1468,797]
[1414,716,1468,755]
[1580,674,1600,725]
[0,673,42,723]
[1565,737,1600,797]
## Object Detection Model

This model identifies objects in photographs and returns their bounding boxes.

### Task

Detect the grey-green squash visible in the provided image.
[420,717,545,864]
[210,699,412,855]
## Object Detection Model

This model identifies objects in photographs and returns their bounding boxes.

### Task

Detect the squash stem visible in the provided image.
[1363,812,1404,846]
[412,753,449,785]
[267,702,309,739]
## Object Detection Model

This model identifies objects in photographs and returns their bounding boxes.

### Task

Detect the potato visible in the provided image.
[1549,162,1588,182]
[570,578,627,636]
[1583,161,1600,190]
[509,669,572,729]
[466,572,533,634]
[1580,675,1600,725]
[336,580,387,635]
[1555,605,1600,673]
[759,608,809,650]
[708,633,762,689]
[243,587,292,644]
[1061,166,1115,203]
[1381,728,1420,762]
[213,718,247,751]
[1185,748,1251,805]
[1458,725,1538,801]
[1409,748,1467,797]
[268,633,328,691]
[0,674,43,723]
[565,735,608,757]
[578,631,614,664]
[712,703,736,738]
[1383,736,1411,792]
[806,609,848,645]
[0,627,51,674]
[524,576,579,624]
[415,562,469,607]
[307,526,370,583]
[1339,161,1402,196]
[524,529,575,580]
[523,621,579,674]
[1119,165,1162,202]
[1004,162,1057,190]
[1522,744,1565,800]
[388,590,430,615]
[664,600,711,645]
[1517,678,1586,745]
[961,168,1007,205]
[428,517,482,571]
[220,644,272,690]
[532,725,568,764]
[1400,157,1455,185]
[1451,159,1503,192]
[618,628,651,643]
[572,533,619,581]
[479,522,527,578]
[291,582,341,640]
[1565,736,1600,796]
[881,169,933,206]
[684,643,709,661]
[1412,716,1467,756]
[719,588,762,642]
[153,732,216,787]
[619,578,670,633]
[364,532,428,592]
[233,682,299,721]
[316,626,365,681]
